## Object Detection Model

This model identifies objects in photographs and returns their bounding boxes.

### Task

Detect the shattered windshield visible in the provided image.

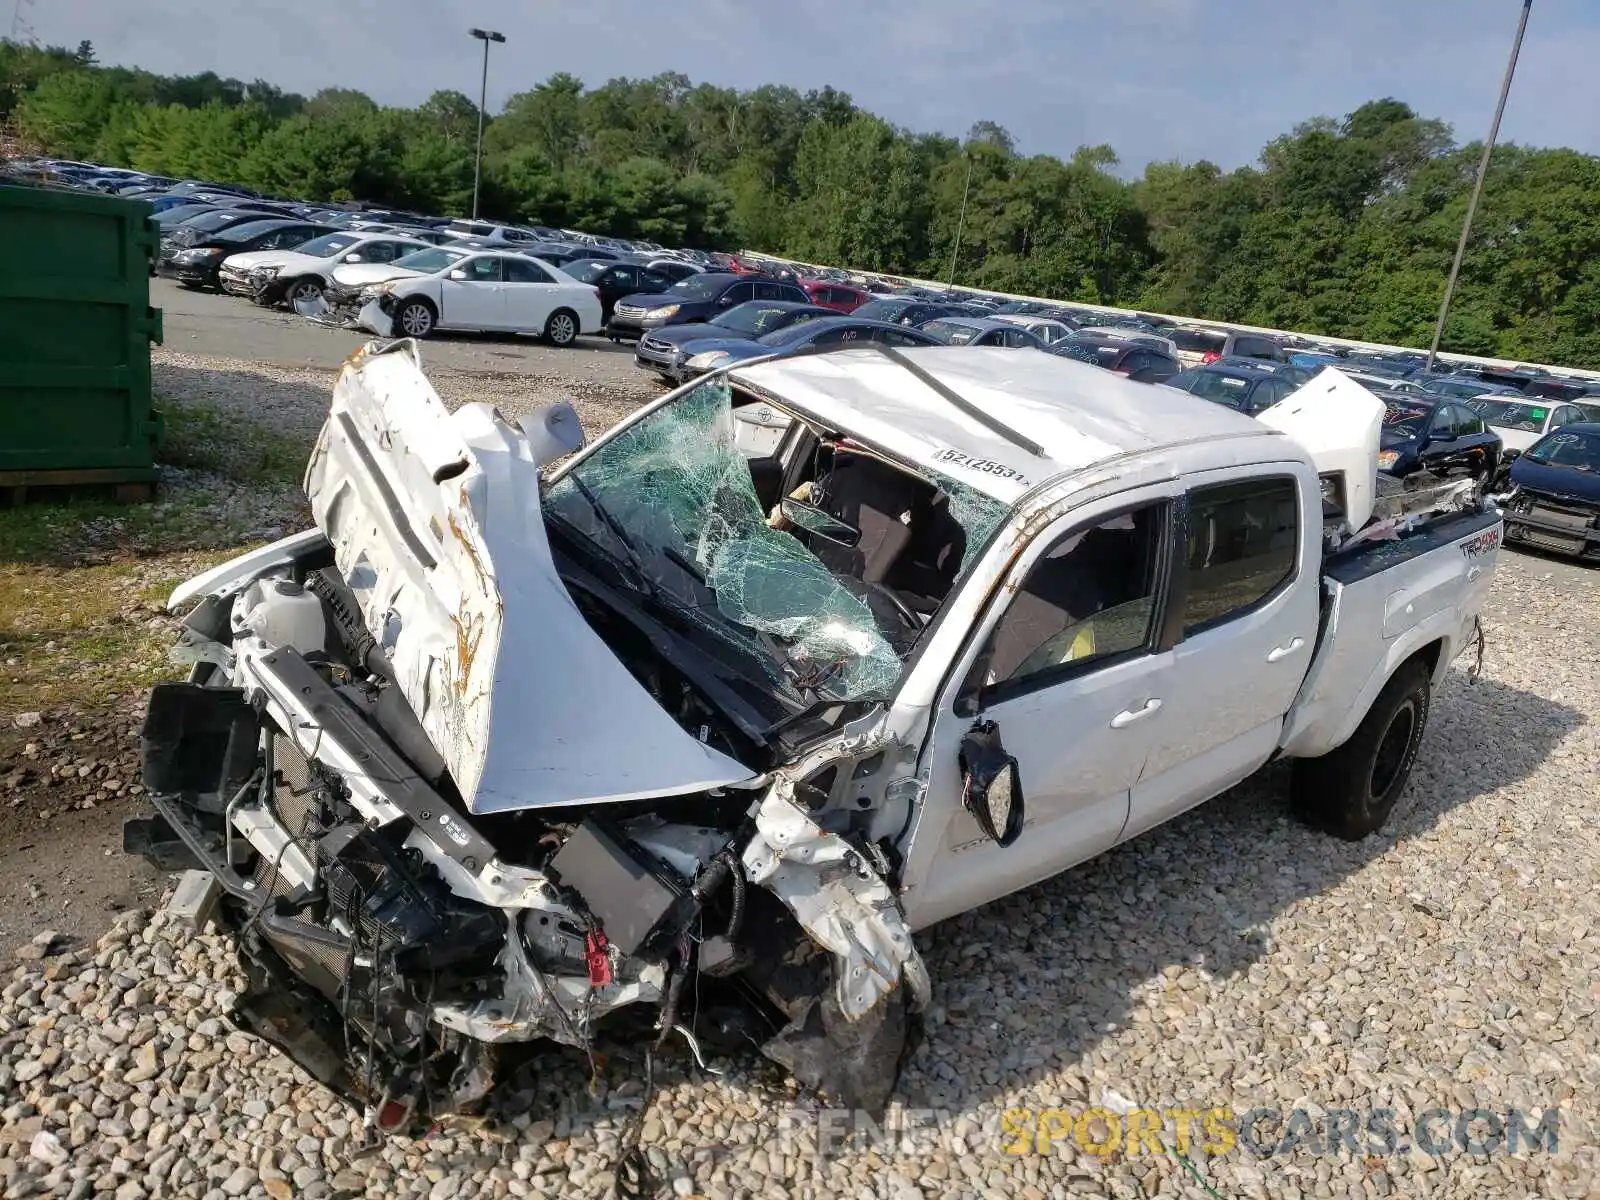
[542,379,1006,705]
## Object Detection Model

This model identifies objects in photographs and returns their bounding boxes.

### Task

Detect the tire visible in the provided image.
[1292,659,1432,840]
[544,308,579,347]
[285,276,323,306]
[396,298,436,339]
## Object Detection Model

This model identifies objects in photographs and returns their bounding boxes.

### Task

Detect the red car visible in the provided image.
[798,280,869,313]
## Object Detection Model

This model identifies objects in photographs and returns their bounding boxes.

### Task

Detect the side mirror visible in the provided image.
[343,253,364,263]
[717,294,736,306]
[957,720,1025,847]
[520,401,586,468]
[779,496,859,546]
[1429,429,1459,443]
[448,268,468,281]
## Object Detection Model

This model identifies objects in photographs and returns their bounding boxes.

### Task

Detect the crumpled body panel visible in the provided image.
[304,342,755,813]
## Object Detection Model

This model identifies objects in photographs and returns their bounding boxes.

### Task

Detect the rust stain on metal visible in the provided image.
[452,609,485,698]
[447,508,490,593]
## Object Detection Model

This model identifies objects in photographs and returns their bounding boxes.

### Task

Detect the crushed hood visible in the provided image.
[1257,367,1382,529]
[304,340,758,814]
[331,263,425,289]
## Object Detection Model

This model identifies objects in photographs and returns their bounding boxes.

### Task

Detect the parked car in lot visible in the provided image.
[310,248,602,344]
[563,259,673,322]
[157,219,333,289]
[1463,396,1592,457]
[676,314,939,378]
[918,317,1048,348]
[220,232,431,307]
[1412,374,1521,401]
[131,341,1499,1132]
[1499,423,1600,559]
[992,315,1079,345]
[642,258,703,284]
[1170,327,1284,368]
[1052,334,1182,383]
[634,300,837,380]
[1163,364,1306,415]
[161,207,286,249]
[608,274,809,340]
[851,298,972,327]
[798,280,869,313]
[1377,395,1502,480]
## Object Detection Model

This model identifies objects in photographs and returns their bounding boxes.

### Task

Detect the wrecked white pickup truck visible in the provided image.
[126,343,1501,1135]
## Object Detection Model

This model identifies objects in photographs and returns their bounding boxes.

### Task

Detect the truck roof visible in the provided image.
[730,345,1275,502]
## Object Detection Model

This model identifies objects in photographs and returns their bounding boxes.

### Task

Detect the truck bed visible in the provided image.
[1279,504,1501,761]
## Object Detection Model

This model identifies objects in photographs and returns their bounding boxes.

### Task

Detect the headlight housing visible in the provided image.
[252,264,283,278]
[173,247,224,263]
[686,350,732,370]
[1376,450,1400,469]
[358,284,389,300]
[644,304,680,320]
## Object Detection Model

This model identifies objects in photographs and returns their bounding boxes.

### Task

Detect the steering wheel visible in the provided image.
[861,581,923,635]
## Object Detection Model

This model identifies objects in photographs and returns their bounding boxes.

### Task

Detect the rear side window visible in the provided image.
[504,258,555,284]
[1182,478,1298,636]
[1233,336,1281,360]
[1173,329,1227,354]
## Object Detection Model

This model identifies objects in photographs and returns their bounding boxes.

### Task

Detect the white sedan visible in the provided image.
[218,232,430,306]
[317,247,603,345]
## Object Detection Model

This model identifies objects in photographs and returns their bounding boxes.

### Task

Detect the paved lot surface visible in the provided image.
[152,277,651,385]
[0,287,1597,1199]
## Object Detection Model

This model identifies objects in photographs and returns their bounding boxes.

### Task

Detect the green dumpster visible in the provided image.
[0,181,164,494]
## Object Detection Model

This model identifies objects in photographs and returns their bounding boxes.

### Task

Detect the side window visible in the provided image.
[809,325,865,346]
[754,282,790,300]
[1182,478,1298,637]
[876,327,933,347]
[504,258,556,284]
[1454,405,1485,435]
[604,267,636,288]
[1121,350,1152,373]
[978,505,1166,693]
[1428,405,1459,436]
[460,257,505,283]
[640,270,669,288]
[724,282,756,304]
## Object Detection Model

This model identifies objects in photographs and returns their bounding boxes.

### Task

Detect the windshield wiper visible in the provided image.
[562,473,658,598]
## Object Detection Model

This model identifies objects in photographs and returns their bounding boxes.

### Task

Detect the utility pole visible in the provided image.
[948,151,974,288]
[1426,0,1532,371]
[468,28,506,220]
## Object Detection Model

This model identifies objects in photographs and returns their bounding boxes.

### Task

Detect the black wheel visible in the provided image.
[396,298,436,339]
[285,277,323,306]
[1292,659,1431,840]
[545,308,579,347]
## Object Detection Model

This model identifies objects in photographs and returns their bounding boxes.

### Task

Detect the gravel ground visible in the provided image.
[0,554,1593,1200]
[2,322,1596,1197]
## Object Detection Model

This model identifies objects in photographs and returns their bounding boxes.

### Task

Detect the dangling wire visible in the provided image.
[610,1047,659,1200]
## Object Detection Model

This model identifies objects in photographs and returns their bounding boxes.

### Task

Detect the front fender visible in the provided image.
[742,779,930,1022]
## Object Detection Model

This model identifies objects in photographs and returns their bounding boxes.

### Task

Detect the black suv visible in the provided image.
[606,273,809,340]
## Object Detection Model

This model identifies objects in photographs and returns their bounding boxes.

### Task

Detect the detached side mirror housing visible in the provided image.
[957,720,1025,847]
[521,402,586,468]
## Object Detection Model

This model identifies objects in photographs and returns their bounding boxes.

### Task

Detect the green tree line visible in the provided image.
[6,39,1600,367]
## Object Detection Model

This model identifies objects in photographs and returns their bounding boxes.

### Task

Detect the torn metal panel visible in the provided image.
[303,343,756,814]
[742,779,930,1021]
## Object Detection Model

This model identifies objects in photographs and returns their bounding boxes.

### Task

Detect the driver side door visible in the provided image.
[438,255,506,329]
[898,487,1181,931]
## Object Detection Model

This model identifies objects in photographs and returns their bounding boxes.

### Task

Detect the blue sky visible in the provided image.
[27,0,1600,173]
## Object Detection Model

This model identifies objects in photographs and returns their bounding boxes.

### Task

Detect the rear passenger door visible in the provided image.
[1122,469,1319,843]
[501,257,563,329]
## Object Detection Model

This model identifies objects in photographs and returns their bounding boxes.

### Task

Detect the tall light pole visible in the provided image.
[1425,0,1532,371]
[468,28,506,220]
[948,151,974,287]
